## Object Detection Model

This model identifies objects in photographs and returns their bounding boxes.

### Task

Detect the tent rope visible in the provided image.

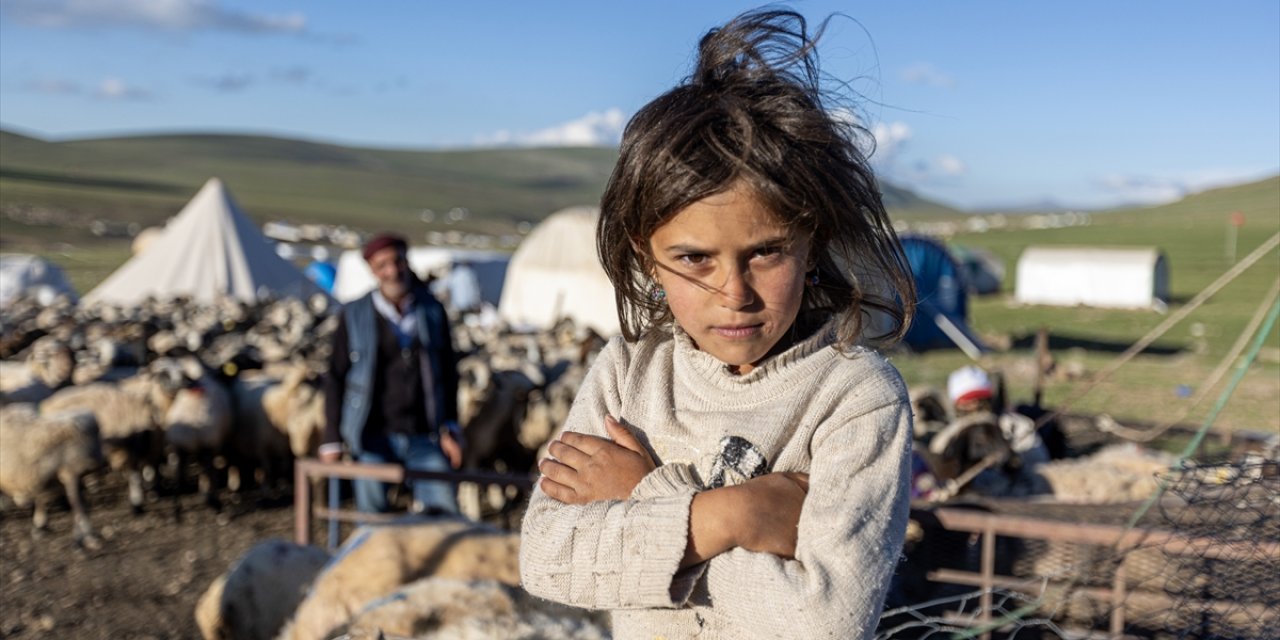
[1034,231,1280,430]
[1097,275,1280,441]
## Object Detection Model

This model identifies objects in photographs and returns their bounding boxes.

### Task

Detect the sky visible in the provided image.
[1,1,1277,211]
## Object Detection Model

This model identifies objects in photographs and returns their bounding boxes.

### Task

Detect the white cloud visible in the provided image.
[901,63,955,88]
[476,109,626,147]
[1097,168,1275,206]
[3,0,306,34]
[95,77,152,100]
[935,154,967,177]
[870,121,912,163]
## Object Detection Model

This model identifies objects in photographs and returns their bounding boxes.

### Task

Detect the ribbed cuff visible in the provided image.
[624,493,698,607]
[631,463,703,500]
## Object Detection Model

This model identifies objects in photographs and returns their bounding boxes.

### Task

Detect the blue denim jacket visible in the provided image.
[338,287,453,456]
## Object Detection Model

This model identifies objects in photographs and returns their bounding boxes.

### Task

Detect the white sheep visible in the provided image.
[39,364,184,513]
[0,360,56,406]
[162,360,235,509]
[194,538,331,640]
[275,516,521,640]
[228,364,325,493]
[1035,442,1178,504]
[0,404,104,547]
[340,578,611,640]
[26,334,75,390]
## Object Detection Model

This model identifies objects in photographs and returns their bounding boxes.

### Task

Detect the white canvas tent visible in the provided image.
[498,206,620,336]
[85,178,325,305]
[0,254,78,306]
[1014,246,1169,310]
[332,246,509,307]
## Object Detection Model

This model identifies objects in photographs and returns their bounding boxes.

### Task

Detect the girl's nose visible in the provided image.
[717,267,755,309]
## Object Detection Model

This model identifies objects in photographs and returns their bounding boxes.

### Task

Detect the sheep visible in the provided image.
[227,363,325,495]
[162,358,235,510]
[340,578,611,640]
[26,334,75,390]
[276,516,521,640]
[1035,442,1178,504]
[194,538,331,640]
[0,361,57,406]
[39,362,185,513]
[0,404,104,548]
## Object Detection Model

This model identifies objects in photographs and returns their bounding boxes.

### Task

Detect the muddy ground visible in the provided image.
[0,472,297,640]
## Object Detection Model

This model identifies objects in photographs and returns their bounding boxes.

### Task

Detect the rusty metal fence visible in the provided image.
[292,458,534,548]
[879,458,1279,639]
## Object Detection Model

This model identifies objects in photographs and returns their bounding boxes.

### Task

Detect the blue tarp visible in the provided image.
[304,261,337,293]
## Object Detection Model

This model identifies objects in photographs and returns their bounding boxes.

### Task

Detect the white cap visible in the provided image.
[947,365,993,405]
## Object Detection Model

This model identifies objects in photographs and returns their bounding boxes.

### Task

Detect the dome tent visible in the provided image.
[85,178,325,305]
[0,254,78,306]
[498,206,620,336]
[899,234,987,357]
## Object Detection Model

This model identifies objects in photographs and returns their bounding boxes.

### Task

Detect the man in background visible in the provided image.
[321,233,463,514]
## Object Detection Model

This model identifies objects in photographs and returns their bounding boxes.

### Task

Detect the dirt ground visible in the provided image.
[0,472,296,640]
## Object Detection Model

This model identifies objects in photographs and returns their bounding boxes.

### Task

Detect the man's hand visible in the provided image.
[539,416,656,504]
[440,431,464,469]
[318,444,343,464]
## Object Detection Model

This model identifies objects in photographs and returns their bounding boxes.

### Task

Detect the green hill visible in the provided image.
[0,128,960,247]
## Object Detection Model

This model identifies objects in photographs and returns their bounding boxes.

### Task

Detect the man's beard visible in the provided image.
[380,275,409,300]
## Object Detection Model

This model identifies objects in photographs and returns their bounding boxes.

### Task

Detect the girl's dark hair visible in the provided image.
[596,8,916,349]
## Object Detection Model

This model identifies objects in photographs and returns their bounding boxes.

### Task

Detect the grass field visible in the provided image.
[897,176,1280,438]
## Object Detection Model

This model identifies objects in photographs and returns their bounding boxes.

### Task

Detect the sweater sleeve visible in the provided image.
[519,339,698,610]
[701,377,913,639]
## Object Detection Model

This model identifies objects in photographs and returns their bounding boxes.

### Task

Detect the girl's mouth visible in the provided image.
[712,324,763,339]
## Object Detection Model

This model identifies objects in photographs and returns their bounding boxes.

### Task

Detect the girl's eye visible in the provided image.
[753,246,783,259]
[677,254,708,266]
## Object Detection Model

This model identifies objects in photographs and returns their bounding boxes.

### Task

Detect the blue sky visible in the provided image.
[1,1,1277,211]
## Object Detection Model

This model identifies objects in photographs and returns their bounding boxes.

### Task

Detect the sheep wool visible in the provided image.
[194,538,330,640]
[340,578,610,640]
[0,404,103,545]
[276,517,522,640]
[520,319,913,640]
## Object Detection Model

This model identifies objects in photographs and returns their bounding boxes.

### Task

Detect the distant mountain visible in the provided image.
[0,128,961,244]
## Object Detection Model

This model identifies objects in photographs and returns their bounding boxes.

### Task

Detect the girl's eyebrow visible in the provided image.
[660,235,792,254]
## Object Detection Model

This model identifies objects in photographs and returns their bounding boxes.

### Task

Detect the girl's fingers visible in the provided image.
[604,416,647,456]
[539,476,579,504]
[558,431,612,455]
[546,439,591,469]
[538,457,579,485]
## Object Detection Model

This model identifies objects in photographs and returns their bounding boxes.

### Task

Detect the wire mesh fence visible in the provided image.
[878,457,1280,639]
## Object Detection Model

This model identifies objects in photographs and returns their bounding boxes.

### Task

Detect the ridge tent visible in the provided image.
[84,178,325,305]
[900,234,987,357]
[1014,246,1169,310]
[498,206,620,336]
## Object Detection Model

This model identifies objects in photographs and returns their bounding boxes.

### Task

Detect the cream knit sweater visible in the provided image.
[519,319,912,640]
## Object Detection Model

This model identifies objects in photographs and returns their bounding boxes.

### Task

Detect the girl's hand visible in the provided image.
[539,416,657,504]
[736,472,809,559]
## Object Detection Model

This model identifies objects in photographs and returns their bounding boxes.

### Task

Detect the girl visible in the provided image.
[520,9,917,639]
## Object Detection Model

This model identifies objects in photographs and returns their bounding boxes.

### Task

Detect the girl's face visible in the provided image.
[648,183,810,375]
